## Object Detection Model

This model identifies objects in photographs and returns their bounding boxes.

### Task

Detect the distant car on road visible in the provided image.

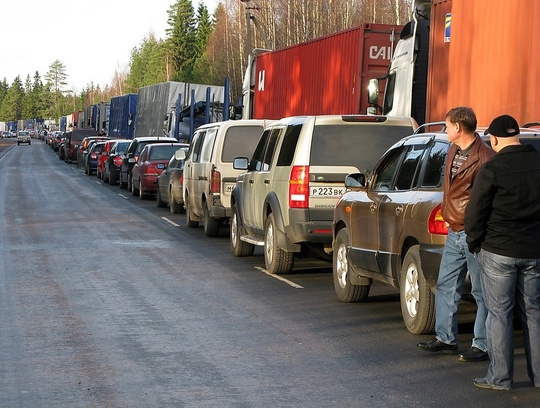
[156,147,188,212]
[17,130,31,145]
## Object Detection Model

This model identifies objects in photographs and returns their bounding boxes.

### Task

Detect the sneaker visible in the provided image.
[473,378,510,391]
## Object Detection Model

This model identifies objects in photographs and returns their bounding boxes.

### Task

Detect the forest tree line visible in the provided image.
[0,0,411,124]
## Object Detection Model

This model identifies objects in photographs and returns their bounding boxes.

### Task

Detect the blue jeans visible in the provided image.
[479,250,540,389]
[435,229,487,350]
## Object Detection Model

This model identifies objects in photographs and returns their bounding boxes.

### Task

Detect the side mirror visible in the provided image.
[175,149,187,161]
[233,157,249,170]
[367,78,380,106]
[344,172,368,189]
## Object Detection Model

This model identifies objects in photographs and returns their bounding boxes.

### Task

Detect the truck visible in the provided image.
[368,0,540,126]
[242,23,401,120]
[95,102,110,134]
[134,81,226,142]
[108,94,138,139]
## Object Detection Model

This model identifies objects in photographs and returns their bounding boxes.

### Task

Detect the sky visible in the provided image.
[0,0,220,93]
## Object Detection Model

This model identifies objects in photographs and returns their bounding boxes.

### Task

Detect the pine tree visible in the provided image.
[166,0,197,81]
[0,77,24,121]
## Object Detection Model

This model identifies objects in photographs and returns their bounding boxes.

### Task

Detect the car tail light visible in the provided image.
[179,174,184,184]
[91,152,98,159]
[145,163,160,176]
[289,165,309,209]
[113,156,123,166]
[428,204,448,235]
[210,169,221,193]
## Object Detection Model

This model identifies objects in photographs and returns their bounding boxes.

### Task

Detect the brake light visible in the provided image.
[179,174,184,184]
[210,169,221,193]
[289,165,309,209]
[145,163,160,176]
[428,204,448,235]
[113,156,123,166]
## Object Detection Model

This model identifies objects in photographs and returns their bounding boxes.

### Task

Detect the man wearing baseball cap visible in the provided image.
[465,114,540,390]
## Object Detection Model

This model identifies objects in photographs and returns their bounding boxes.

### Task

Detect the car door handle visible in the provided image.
[370,203,377,213]
[249,179,254,184]
[264,179,270,184]
[395,205,404,215]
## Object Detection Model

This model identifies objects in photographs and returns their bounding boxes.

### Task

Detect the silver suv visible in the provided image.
[332,125,540,335]
[230,115,417,274]
[17,130,31,145]
[181,119,273,236]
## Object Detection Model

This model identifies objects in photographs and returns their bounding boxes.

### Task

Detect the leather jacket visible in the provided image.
[442,134,494,232]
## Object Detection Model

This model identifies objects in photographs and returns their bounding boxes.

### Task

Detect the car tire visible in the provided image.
[185,197,199,228]
[400,245,435,335]
[156,188,167,208]
[169,187,182,214]
[264,213,294,274]
[109,173,117,185]
[333,228,370,302]
[127,173,132,192]
[131,178,138,196]
[203,202,219,237]
[230,204,254,257]
[139,181,145,200]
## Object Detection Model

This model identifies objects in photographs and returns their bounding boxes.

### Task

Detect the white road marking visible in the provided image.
[118,194,129,199]
[254,266,304,288]
[162,217,180,227]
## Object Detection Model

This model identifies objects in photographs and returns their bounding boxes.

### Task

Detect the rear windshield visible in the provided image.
[71,130,98,142]
[148,145,182,161]
[221,126,264,162]
[310,124,413,171]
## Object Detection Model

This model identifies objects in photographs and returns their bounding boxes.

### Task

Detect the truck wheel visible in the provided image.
[203,202,219,237]
[333,228,370,302]
[400,245,435,335]
[264,213,294,274]
[230,204,254,257]
[185,198,199,228]
[156,189,167,207]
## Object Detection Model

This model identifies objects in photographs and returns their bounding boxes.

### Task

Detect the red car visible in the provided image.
[97,139,128,180]
[131,142,188,199]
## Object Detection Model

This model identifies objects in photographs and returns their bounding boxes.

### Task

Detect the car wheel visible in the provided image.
[230,204,254,257]
[119,171,127,189]
[139,181,145,200]
[156,188,167,208]
[264,213,294,274]
[400,245,435,335]
[103,169,109,184]
[109,172,117,185]
[131,178,138,196]
[169,187,182,214]
[203,202,220,237]
[185,197,199,228]
[333,228,370,302]
[127,173,132,191]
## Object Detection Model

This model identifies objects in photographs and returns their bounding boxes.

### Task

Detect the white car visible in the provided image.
[17,130,31,145]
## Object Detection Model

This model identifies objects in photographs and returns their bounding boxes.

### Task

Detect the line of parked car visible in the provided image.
[47,118,540,336]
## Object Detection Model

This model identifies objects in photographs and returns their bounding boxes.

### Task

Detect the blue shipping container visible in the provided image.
[108,94,138,139]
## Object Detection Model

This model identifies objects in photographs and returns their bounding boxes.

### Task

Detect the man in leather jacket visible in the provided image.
[417,107,495,362]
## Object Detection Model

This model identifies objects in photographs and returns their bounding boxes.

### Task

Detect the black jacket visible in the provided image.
[465,144,540,258]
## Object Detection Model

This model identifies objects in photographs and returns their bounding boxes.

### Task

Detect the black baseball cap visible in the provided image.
[484,114,520,137]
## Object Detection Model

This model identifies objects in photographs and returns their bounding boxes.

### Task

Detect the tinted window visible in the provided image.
[276,123,302,166]
[373,147,404,191]
[310,124,413,173]
[421,141,448,188]
[249,129,271,171]
[260,128,281,171]
[221,125,264,162]
[394,145,425,190]
[149,145,182,161]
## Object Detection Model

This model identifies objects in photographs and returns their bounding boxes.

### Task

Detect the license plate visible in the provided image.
[310,186,345,197]
[224,183,235,193]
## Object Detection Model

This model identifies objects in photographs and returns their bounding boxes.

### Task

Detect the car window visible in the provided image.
[191,131,206,163]
[421,141,448,188]
[394,145,425,190]
[276,123,302,166]
[261,128,281,171]
[139,147,148,162]
[221,125,264,162]
[249,129,271,171]
[200,128,217,163]
[373,146,404,191]
[149,145,182,161]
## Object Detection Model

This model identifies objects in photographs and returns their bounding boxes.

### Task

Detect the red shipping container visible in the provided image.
[252,24,401,120]
[427,0,540,126]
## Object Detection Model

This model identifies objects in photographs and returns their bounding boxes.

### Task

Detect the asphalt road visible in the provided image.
[0,138,537,407]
